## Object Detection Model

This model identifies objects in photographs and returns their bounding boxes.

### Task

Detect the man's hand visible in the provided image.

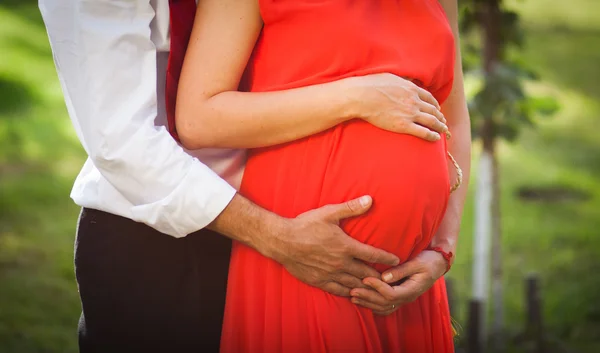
[349,250,447,315]
[264,195,400,297]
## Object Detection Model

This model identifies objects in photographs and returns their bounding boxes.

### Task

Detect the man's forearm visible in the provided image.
[207,193,287,259]
[208,192,402,298]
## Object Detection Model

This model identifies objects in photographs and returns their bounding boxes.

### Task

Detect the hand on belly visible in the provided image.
[244,120,450,270]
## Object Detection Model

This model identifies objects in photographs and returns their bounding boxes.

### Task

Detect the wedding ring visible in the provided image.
[391,304,396,310]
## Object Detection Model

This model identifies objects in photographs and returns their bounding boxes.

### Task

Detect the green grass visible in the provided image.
[0,2,84,352]
[0,0,599,352]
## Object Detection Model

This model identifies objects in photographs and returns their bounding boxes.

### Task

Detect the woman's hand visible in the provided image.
[345,73,449,142]
[349,250,447,315]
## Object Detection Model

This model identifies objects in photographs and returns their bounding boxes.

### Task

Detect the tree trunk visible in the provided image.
[490,143,503,351]
[471,0,502,348]
[482,0,505,347]
[471,130,494,347]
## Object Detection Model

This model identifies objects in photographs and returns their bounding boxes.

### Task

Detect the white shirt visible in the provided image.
[39,0,246,237]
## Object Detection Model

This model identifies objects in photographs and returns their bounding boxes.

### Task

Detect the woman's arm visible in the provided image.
[176,0,448,150]
[427,0,472,259]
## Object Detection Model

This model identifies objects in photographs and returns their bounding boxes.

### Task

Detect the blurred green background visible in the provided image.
[0,0,598,352]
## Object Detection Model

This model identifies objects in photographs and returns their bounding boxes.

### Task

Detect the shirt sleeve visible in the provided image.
[39,0,237,237]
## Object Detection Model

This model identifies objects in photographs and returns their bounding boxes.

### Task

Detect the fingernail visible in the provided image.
[433,133,441,141]
[351,298,359,304]
[350,290,359,297]
[359,195,371,207]
[382,273,393,283]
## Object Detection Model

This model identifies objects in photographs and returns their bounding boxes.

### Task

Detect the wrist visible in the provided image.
[427,229,458,258]
[250,212,292,262]
[425,247,454,275]
[336,76,368,121]
[428,240,455,259]
[209,194,291,262]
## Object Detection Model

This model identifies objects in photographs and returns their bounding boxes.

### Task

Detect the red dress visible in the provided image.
[221,1,456,352]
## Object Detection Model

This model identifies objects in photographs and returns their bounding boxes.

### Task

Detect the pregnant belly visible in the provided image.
[240,120,450,269]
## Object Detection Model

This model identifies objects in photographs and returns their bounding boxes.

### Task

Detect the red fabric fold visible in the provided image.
[166,0,197,141]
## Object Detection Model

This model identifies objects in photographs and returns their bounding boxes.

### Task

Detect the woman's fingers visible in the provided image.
[351,297,392,313]
[350,288,391,306]
[418,100,446,125]
[414,85,441,110]
[414,111,448,135]
[362,277,399,301]
[350,284,403,316]
[403,123,441,142]
[350,288,399,315]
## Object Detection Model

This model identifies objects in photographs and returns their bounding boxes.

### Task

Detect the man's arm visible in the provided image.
[40,0,235,237]
[39,0,399,296]
[210,194,402,295]
[348,0,472,314]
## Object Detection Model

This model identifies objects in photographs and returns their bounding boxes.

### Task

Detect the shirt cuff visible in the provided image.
[131,158,237,237]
